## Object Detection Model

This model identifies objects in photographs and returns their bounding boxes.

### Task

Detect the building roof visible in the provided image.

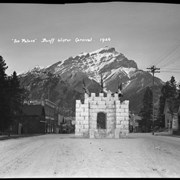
[22,104,45,116]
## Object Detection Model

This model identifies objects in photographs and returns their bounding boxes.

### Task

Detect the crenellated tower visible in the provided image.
[75,92,129,138]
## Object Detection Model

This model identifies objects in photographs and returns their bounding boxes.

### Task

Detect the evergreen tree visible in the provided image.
[156,76,178,128]
[170,76,176,86]
[169,76,177,98]
[0,56,26,134]
[177,84,180,100]
[139,86,153,132]
[156,82,170,128]
[7,71,25,136]
[156,95,165,128]
[21,87,30,102]
[9,71,24,116]
[0,56,7,81]
[0,56,11,133]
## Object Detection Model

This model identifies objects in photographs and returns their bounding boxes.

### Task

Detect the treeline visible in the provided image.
[139,76,180,132]
[156,76,180,128]
[0,56,27,134]
[139,86,153,132]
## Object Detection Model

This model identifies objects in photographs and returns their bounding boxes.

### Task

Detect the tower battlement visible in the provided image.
[75,92,129,138]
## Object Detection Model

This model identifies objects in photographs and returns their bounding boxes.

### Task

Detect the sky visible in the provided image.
[0,2,180,82]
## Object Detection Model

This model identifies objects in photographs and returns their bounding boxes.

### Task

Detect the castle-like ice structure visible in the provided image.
[75,92,129,138]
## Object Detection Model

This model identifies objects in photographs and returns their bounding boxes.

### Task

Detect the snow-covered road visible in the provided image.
[0,133,180,178]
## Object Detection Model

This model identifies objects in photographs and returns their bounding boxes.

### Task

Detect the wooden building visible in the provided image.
[12,99,61,135]
[11,104,46,134]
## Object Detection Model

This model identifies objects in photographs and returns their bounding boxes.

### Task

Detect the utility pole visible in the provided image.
[147,65,160,135]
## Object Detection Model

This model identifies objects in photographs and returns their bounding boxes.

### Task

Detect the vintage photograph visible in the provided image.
[0,1,180,178]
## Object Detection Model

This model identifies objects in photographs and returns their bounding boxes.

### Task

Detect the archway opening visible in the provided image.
[97,112,106,129]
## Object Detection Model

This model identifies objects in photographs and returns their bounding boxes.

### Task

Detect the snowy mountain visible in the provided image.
[46,47,137,90]
[19,46,164,115]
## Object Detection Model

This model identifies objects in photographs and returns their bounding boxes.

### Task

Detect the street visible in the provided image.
[0,133,180,178]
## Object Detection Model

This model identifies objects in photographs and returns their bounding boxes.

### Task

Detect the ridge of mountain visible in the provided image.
[19,46,164,116]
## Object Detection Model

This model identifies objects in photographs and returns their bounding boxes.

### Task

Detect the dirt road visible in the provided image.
[0,133,180,178]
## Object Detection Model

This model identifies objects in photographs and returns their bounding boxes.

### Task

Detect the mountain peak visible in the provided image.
[89,46,117,55]
[77,52,88,57]
[19,46,164,115]
[47,46,139,79]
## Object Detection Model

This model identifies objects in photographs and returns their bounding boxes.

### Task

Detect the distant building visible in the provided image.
[164,100,172,129]
[42,99,57,133]
[11,104,46,134]
[61,116,75,134]
[129,113,142,133]
[55,114,64,133]
[171,106,180,135]
[163,99,180,134]
[12,99,61,134]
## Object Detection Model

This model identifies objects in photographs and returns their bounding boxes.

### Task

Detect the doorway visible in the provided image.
[97,112,106,129]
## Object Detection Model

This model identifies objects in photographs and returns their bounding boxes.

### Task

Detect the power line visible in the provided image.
[154,43,180,67]
[160,67,180,73]
[143,68,180,71]
[160,70,180,73]
[161,68,180,71]
[147,65,160,135]
[160,54,180,69]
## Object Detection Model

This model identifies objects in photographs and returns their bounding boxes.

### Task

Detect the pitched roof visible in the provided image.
[22,104,45,116]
